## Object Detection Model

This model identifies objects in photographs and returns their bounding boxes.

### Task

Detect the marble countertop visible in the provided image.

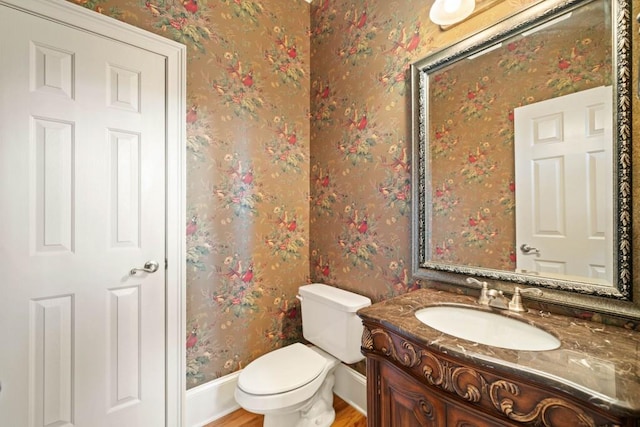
[357,288,640,417]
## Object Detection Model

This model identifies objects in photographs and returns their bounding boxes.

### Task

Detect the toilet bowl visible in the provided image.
[235,344,339,427]
[234,284,371,427]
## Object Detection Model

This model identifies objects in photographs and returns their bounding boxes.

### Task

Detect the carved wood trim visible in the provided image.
[361,325,373,351]
[364,325,611,426]
[489,381,596,427]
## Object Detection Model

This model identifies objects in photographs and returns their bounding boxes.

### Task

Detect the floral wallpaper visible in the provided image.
[428,2,611,270]
[67,0,640,392]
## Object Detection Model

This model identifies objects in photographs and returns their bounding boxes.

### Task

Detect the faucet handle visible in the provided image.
[466,277,490,305]
[466,277,487,288]
[508,287,543,312]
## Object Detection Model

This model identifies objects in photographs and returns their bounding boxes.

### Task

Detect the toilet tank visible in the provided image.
[298,283,371,364]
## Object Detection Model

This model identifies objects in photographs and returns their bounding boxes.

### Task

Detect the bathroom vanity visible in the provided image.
[357,289,640,427]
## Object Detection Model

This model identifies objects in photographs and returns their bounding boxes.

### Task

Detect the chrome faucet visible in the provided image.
[467,277,509,309]
[487,289,510,309]
[466,277,543,312]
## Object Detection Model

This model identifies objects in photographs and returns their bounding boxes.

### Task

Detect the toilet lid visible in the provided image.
[237,343,327,395]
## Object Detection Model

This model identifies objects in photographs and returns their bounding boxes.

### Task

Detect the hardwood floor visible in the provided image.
[205,394,367,427]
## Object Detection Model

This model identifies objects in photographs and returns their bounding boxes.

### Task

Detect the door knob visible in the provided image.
[130,261,159,275]
[519,244,540,255]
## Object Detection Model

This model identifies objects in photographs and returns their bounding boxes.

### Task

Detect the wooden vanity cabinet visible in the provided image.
[362,321,637,427]
[375,356,517,427]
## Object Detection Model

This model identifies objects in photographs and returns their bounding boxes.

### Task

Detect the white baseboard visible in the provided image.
[333,363,367,416]
[186,372,240,427]
[186,364,367,426]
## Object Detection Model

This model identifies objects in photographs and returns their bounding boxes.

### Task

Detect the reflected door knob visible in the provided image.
[130,261,159,275]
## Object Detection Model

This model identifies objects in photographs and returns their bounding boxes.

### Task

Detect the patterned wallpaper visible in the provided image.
[68,0,639,391]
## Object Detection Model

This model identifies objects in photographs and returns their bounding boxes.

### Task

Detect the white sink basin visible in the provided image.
[415,305,560,351]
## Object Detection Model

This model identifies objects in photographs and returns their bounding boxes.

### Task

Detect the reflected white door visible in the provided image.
[514,86,612,284]
[0,5,167,426]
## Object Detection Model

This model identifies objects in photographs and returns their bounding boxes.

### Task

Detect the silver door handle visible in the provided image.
[130,261,159,275]
[519,244,540,255]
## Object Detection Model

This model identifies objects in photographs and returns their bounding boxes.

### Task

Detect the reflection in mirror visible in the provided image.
[513,85,613,285]
[411,0,632,299]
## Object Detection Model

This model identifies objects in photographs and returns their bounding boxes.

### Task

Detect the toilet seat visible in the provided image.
[238,343,326,395]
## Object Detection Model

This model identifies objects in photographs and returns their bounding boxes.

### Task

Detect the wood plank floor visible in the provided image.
[205,395,366,427]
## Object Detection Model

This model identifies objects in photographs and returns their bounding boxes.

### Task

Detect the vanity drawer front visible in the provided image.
[379,361,446,426]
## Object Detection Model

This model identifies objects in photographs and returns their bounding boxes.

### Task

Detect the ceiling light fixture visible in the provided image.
[429,0,476,26]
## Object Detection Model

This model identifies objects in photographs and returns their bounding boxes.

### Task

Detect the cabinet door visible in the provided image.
[447,405,517,427]
[379,362,446,426]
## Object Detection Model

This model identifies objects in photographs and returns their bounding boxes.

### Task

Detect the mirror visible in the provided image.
[411,0,632,300]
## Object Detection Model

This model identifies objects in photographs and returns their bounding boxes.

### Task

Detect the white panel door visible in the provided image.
[0,5,167,426]
[514,86,612,284]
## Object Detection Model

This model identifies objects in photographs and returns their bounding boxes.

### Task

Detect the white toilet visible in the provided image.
[234,283,371,427]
